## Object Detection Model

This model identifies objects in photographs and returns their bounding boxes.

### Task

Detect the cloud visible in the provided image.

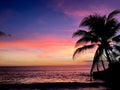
[0,34,74,57]
[0,34,74,49]
[0,30,96,62]
[0,34,82,65]
[51,0,112,19]
[89,5,112,15]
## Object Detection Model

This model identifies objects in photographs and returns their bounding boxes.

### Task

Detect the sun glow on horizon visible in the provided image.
[0,0,118,66]
[0,35,95,66]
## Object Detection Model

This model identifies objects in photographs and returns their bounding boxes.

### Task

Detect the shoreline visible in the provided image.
[0,82,109,89]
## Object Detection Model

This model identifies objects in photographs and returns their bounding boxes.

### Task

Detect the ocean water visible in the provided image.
[0,65,103,84]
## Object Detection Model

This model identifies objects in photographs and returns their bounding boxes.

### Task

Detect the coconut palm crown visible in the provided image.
[73,9,120,75]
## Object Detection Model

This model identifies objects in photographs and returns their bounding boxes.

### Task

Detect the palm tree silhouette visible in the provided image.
[73,9,120,75]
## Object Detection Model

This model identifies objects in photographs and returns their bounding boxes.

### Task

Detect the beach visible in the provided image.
[0,66,110,90]
[0,82,109,90]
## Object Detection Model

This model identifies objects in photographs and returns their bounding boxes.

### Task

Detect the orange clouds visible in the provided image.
[0,35,95,66]
[0,35,76,65]
[0,36,74,49]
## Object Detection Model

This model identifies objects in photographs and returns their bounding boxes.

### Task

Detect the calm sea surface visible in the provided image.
[0,65,104,84]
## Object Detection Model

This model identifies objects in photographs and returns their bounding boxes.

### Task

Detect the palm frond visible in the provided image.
[72,30,87,38]
[109,23,120,38]
[75,36,98,47]
[75,37,91,47]
[112,35,120,42]
[80,14,107,38]
[105,19,120,39]
[112,51,119,57]
[72,9,120,75]
[114,45,120,52]
[80,14,106,29]
[107,9,120,21]
[73,44,95,59]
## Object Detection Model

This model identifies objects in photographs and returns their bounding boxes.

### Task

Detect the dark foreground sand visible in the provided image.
[0,82,110,90]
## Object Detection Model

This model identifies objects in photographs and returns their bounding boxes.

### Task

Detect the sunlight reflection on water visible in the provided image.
[0,66,103,84]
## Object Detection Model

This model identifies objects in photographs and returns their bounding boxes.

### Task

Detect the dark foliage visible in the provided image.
[73,9,120,74]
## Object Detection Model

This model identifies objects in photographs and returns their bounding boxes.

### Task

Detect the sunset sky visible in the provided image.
[0,0,120,66]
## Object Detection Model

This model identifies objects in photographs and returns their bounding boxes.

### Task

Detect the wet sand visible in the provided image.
[0,82,109,90]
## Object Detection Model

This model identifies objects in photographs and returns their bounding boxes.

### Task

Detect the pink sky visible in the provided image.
[0,0,120,66]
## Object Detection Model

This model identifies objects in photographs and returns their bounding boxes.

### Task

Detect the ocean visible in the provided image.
[0,66,109,89]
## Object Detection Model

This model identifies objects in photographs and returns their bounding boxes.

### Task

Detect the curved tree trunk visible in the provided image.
[105,49,112,65]
[90,45,105,75]
[90,47,103,75]
[101,60,105,70]
[90,49,99,75]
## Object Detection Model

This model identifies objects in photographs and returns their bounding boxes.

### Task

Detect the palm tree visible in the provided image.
[73,9,120,75]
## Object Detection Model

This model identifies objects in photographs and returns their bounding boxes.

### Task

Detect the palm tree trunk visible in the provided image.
[97,64,99,71]
[101,60,105,70]
[90,48,99,75]
[105,49,111,64]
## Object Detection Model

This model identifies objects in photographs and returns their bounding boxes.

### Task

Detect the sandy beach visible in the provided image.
[0,82,110,90]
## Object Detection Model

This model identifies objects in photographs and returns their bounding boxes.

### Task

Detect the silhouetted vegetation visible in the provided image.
[73,9,120,75]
